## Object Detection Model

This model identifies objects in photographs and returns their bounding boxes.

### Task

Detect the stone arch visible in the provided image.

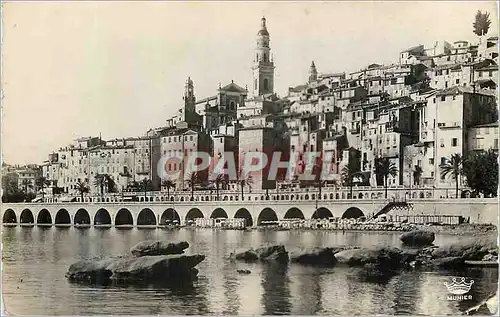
[211,208,228,219]
[115,208,133,226]
[234,208,253,227]
[37,209,52,224]
[358,193,363,199]
[55,209,71,224]
[371,193,376,199]
[3,209,17,223]
[284,207,305,219]
[186,208,204,221]
[74,208,90,225]
[312,207,333,219]
[137,208,156,226]
[257,208,278,226]
[412,192,418,199]
[160,208,180,225]
[419,192,425,199]
[336,193,340,199]
[342,207,365,219]
[94,208,111,225]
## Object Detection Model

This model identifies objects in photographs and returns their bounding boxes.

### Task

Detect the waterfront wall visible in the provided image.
[1,198,497,226]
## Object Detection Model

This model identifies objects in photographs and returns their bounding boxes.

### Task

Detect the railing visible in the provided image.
[28,185,477,204]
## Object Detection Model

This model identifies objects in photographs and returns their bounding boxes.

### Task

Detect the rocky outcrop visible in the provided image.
[429,256,465,269]
[431,238,497,260]
[334,246,404,268]
[400,230,435,247]
[233,245,289,264]
[289,248,338,267]
[130,240,189,257]
[66,241,204,285]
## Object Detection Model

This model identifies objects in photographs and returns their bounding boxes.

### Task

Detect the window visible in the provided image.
[494,139,498,149]
[263,53,267,62]
[254,79,257,90]
[263,78,269,90]
[489,71,493,77]
[190,135,194,141]
[433,98,436,103]
[440,138,444,147]
[429,158,434,165]
[441,157,446,165]
[456,79,460,84]
[291,145,295,151]
[478,71,483,77]
[441,96,446,101]
[168,137,171,143]
[451,138,458,147]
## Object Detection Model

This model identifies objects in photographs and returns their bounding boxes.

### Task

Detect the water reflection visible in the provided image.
[260,263,292,315]
[2,227,498,316]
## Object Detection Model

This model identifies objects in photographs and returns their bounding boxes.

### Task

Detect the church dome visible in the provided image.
[257,16,269,36]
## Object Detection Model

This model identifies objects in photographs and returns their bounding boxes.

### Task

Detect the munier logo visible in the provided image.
[444,277,474,300]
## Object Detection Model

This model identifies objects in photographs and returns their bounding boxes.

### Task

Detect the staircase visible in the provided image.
[369,199,413,220]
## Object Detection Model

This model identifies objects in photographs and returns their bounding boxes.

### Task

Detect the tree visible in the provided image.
[413,165,423,186]
[440,153,463,198]
[238,172,253,201]
[185,172,199,201]
[341,165,356,198]
[463,149,498,197]
[473,10,491,36]
[35,176,50,200]
[140,179,152,200]
[211,174,227,201]
[104,174,117,193]
[93,174,107,196]
[21,179,32,193]
[375,157,399,199]
[75,181,89,202]
[161,179,176,200]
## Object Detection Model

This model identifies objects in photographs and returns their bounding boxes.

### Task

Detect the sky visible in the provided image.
[1,1,498,165]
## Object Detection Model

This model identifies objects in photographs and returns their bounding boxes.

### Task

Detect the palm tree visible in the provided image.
[75,181,89,202]
[413,165,423,186]
[140,179,152,200]
[93,174,107,196]
[341,165,356,198]
[185,172,199,201]
[35,176,50,200]
[161,179,176,200]
[238,172,253,201]
[211,174,227,201]
[375,157,399,199]
[440,153,463,198]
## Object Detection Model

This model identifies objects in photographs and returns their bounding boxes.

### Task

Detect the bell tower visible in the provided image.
[252,16,275,96]
[183,77,196,113]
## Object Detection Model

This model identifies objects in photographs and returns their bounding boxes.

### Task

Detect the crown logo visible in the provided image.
[444,277,474,295]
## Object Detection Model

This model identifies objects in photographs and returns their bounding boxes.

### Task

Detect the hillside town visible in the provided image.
[3,15,499,202]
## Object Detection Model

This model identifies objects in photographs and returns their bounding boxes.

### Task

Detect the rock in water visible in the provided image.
[109,254,205,282]
[430,256,465,269]
[66,254,205,285]
[234,250,259,262]
[290,248,338,267]
[431,238,498,260]
[399,230,435,247]
[234,245,289,264]
[334,247,403,268]
[130,240,189,257]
